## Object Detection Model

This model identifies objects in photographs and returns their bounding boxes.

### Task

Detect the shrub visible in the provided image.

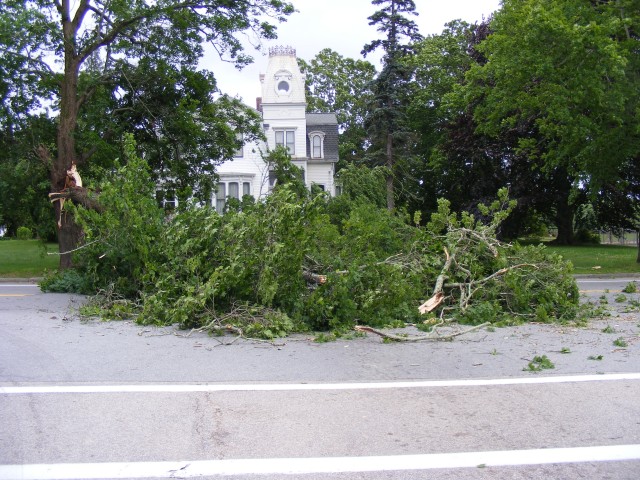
[16,226,32,240]
[574,228,600,244]
[40,269,92,294]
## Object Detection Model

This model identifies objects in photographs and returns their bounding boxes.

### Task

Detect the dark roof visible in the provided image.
[306,113,339,162]
[306,112,338,126]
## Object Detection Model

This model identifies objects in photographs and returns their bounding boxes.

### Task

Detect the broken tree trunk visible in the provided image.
[418,247,452,314]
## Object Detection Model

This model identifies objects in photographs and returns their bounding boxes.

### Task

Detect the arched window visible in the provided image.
[308,131,325,159]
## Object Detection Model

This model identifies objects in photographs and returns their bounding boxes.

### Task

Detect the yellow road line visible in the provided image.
[0,294,33,297]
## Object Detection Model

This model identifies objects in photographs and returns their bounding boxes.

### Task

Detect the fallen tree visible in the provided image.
[42,152,581,338]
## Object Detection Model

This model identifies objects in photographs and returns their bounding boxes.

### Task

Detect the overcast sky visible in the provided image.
[203,0,502,107]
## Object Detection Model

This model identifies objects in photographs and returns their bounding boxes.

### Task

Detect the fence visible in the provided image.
[599,230,639,246]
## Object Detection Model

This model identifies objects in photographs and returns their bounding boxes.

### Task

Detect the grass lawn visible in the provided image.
[1,238,638,278]
[0,240,59,277]
[539,243,640,275]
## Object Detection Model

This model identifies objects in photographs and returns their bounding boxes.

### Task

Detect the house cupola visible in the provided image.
[260,46,306,105]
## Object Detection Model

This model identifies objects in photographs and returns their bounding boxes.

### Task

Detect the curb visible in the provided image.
[0,277,43,284]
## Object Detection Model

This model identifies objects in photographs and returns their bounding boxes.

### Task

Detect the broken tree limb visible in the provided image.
[447,263,540,313]
[302,270,327,284]
[418,247,453,315]
[445,263,538,290]
[46,238,103,256]
[433,247,453,292]
[418,292,444,314]
[355,322,491,342]
[48,187,103,211]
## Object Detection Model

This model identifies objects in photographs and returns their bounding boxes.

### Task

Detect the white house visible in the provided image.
[213,46,339,212]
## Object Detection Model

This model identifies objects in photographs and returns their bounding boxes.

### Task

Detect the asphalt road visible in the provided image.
[1,278,639,479]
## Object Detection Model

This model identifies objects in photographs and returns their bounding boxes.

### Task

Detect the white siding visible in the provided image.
[307,163,335,196]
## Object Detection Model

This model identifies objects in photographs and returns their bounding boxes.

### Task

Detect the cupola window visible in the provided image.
[277,80,290,94]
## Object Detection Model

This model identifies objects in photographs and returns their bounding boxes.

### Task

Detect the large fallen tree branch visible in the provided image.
[445,263,539,312]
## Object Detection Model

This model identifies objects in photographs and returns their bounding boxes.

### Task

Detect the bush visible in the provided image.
[16,226,32,240]
[40,269,92,294]
[574,228,600,244]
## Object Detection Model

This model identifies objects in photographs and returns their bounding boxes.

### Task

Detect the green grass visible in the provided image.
[0,240,59,277]
[2,238,638,278]
[539,244,640,275]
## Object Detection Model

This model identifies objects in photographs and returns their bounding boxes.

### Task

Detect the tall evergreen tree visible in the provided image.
[362,0,422,210]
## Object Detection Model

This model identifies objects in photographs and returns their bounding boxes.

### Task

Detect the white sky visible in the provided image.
[204,0,502,107]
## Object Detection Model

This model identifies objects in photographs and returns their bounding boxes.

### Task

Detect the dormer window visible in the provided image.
[308,131,326,159]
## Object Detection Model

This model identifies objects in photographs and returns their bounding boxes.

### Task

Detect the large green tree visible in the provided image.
[299,49,376,164]
[452,0,640,243]
[362,0,422,211]
[407,20,559,239]
[406,20,493,216]
[0,0,293,267]
[103,59,264,205]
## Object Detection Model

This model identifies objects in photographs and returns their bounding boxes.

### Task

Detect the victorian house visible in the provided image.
[213,46,339,212]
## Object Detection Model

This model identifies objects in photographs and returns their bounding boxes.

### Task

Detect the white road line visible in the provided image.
[0,285,40,288]
[2,373,640,395]
[1,445,638,479]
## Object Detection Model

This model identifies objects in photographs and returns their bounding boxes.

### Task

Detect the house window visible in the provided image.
[277,80,290,94]
[215,177,254,213]
[275,130,295,154]
[308,131,325,159]
[312,135,322,158]
[228,182,239,200]
[216,183,226,213]
[268,167,305,191]
[234,133,243,157]
[156,189,177,212]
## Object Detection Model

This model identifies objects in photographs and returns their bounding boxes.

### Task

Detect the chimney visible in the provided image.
[256,97,262,113]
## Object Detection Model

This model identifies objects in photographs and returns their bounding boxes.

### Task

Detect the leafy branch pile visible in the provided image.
[42,144,580,338]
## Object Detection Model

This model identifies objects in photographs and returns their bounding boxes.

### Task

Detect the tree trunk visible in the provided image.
[386,133,394,211]
[58,214,84,269]
[54,3,83,270]
[554,190,575,245]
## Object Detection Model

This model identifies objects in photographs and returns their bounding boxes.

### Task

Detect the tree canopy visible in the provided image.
[299,49,376,164]
[0,0,294,266]
[445,0,640,242]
